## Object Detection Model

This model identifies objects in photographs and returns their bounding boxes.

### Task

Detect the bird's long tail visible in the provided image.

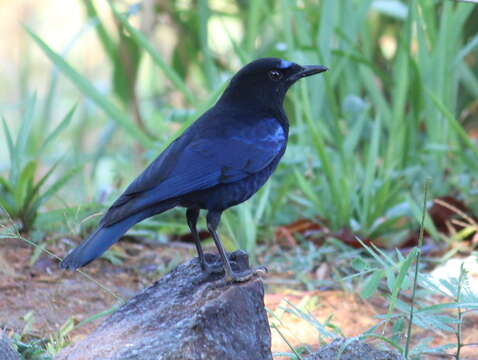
[60,202,176,270]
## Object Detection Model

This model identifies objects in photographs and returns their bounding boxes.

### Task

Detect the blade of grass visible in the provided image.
[1,117,15,174]
[25,27,153,148]
[81,0,116,62]
[16,94,36,159]
[30,165,82,211]
[39,103,77,155]
[10,94,36,184]
[245,0,262,53]
[404,179,430,358]
[13,161,37,210]
[110,4,196,104]
[198,0,217,89]
[426,87,478,160]
[361,116,381,226]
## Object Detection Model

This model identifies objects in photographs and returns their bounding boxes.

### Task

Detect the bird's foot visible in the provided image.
[203,261,225,276]
[223,265,268,283]
[193,259,225,284]
[194,257,267,285]
[194,251,267,284]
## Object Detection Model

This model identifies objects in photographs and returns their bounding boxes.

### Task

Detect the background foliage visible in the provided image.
[2,0,478,249]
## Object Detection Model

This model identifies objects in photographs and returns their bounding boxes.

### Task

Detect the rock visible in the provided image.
[0,330,21,360]
[305,338,404,360]
[56,250,272,360]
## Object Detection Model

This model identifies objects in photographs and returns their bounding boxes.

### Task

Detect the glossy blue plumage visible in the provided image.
[60,57,327,272]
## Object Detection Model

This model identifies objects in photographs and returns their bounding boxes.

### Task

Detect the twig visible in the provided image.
[0,213,125,304]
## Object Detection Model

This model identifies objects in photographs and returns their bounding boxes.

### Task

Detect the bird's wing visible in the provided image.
[100,117,286,226]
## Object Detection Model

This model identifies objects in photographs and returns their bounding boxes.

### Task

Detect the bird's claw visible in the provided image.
[223,265,268,283]
[194,255,267,285]
[193,260,224,285]
[203,261,225,276]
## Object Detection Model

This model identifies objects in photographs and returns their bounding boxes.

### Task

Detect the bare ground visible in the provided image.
[0,237,477,359]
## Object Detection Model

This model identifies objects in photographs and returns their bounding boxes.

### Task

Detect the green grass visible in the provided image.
[15,0,477,249]
[0,96,80,232]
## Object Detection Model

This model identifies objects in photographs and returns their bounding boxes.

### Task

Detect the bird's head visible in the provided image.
[219,58,328,108]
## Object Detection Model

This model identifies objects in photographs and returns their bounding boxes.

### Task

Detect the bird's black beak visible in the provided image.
[287,64,328,82]
[298,65,328,78]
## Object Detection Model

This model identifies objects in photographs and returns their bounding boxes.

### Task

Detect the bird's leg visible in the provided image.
[186,207,207,271]
[187,207,223,275]
[206,211,234,281]
[207,211,265,283]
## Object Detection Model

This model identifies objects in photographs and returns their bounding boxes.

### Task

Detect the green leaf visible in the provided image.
[254,182,271,223]
[245,0,263,53]
[0,176,16,214]
[39,103,77,155]
[2,117,15,160]
[220,19,249,64]
[112,31,142,106]
[16,94,37,160]
[25,26,153,148]
[361,269,383,299]
[294,169,322,211]
[8,95,36,184]
[387,248,417,315]
[198,0,218,88]
[362,116,381,224]
[29,165,82,215]
[110,5,196,104]
[23,160,61,212]
[385,268,396,293]
[1,117,17,184]
[351,257,368,271]
[426,87,478,161]
[156,83,227,153]
[81,0,116,62]
[14,161,37,209]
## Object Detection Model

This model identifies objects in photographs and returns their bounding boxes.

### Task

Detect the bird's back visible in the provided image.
[100,103,288,226]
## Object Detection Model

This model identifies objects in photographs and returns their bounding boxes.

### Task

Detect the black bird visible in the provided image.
[61,58,327,281]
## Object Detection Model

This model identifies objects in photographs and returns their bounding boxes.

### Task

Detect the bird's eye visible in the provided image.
[268,70,283,81]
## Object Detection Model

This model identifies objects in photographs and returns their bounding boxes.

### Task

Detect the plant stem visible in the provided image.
[455,263,465,360]
[404,179,430,358]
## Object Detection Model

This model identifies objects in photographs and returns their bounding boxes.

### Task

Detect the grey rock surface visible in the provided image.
[305,338,404,360]
[0,330,21,360]
[56,250,272,360]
